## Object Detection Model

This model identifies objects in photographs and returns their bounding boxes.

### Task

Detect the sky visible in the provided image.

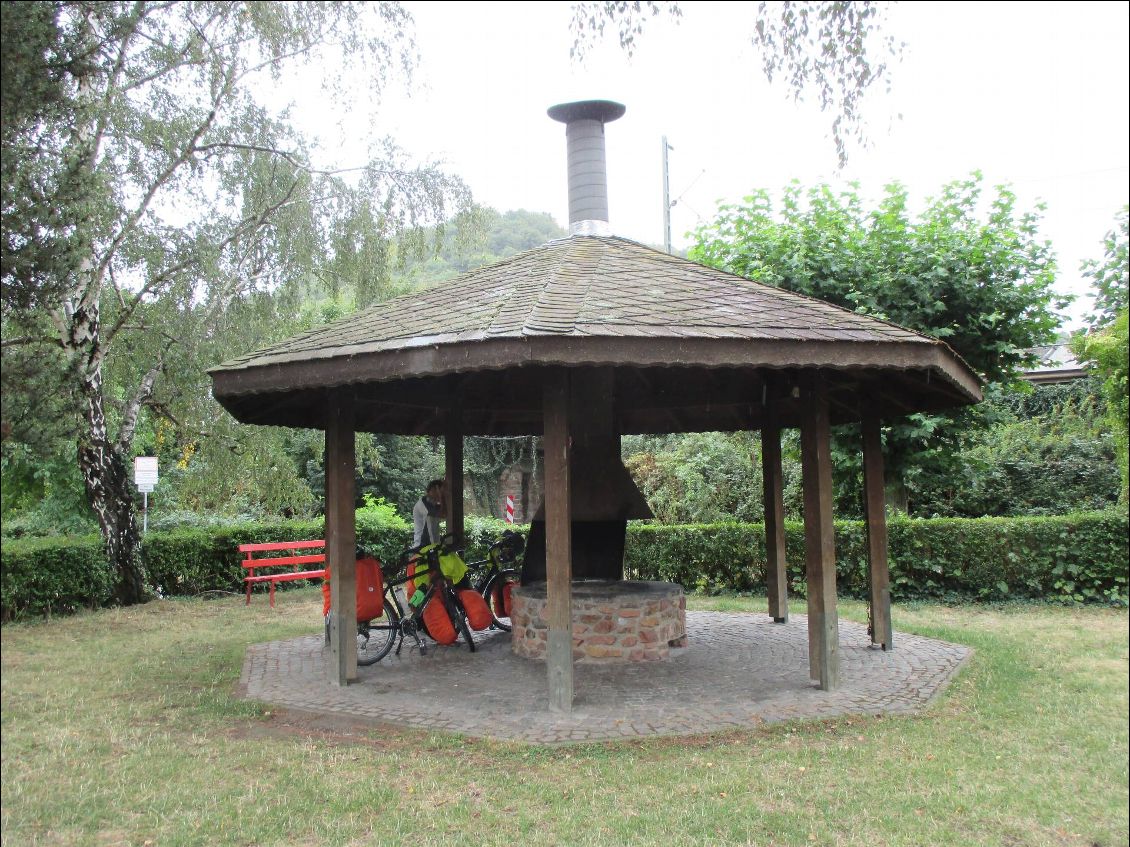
[296,1,1129,330]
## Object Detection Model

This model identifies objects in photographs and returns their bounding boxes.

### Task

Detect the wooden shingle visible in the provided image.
[210,235,981,435]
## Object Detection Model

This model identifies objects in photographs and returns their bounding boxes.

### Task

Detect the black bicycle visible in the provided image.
[355,536,478,664]
[463,529,524,633]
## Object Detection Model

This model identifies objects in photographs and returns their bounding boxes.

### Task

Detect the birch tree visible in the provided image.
[1,1,470,603]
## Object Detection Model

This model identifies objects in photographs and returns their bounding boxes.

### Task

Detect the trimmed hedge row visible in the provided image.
[0,512,518,620]
[624,511,1129,605]
[3,511,1126,620]
[0,534,115,619]
[142,512,416,601]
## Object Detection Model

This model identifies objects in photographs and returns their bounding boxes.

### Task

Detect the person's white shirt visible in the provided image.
[412,495,441,547]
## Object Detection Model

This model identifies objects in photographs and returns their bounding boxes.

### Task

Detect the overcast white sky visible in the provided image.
[299,1,1129,329]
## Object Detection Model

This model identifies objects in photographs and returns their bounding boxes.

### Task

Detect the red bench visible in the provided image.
[240,540,326,607]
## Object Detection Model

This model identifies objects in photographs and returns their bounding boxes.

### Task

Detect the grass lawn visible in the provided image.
[1,590,1126,847]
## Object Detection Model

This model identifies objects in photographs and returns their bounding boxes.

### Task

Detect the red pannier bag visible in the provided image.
[422,594,457,644]
[321,556,385,621]
[406,558,458,644]
[458,589,493,631]
[493,581,515,619]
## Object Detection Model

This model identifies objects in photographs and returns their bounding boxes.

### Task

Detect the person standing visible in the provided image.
[412,479,445,548]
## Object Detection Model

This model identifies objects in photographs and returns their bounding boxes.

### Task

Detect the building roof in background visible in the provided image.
[1023,343,1087,384]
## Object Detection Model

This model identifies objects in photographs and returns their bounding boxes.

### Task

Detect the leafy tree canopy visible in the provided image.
[1081,206,1129,330]
[690,174,1065,385]
[689,174,1067,509]
[0,1,472,603]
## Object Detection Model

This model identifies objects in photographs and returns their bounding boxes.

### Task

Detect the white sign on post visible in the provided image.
[134,456,158,487]
[134,457,158,535]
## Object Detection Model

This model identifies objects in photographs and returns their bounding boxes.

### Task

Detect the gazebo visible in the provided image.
[210,101,981,712]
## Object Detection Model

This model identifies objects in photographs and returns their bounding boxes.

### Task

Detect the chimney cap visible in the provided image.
[547,99,626,124]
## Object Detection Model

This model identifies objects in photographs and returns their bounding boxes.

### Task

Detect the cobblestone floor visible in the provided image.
[238,611,972,744]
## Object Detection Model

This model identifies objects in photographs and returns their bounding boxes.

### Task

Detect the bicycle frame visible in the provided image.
[358,533,523,662]
[464,531,523,590]
[462,531,524,633]
[386,540,473,657]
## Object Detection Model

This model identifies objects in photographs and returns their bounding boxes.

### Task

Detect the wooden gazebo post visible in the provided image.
[543,369,574,712]
[862,411,893,650]
[445,398,465,546]
[800,372,840,690]
[762,397,789,624]
[325,388,358,685]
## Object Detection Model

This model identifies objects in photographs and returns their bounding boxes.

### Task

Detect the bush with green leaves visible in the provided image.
[6,511,1125,620]
[619,378,1121,523]
[911,383,1120,517]
[0,534,112,619]
[1073,311,1129,504]
[622,432,776,524]
[624,511,1127,605]
[2,503,411,620]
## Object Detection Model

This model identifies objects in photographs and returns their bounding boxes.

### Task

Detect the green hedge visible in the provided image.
[0,534,114,618]
[3,511,1126,620]
[0,508,521,620]
[2,509,413,621]
[624,511,1128,605]
[142,512,414,601]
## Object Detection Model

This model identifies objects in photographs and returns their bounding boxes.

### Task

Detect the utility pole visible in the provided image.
[661,135,673,254]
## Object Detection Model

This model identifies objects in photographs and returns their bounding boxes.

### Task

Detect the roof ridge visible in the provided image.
[524,237,604,334]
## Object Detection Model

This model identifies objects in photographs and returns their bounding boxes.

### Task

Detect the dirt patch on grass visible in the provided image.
[226,707,417,750]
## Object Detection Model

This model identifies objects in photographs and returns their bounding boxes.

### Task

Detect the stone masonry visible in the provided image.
[237,610,975,744]
[511,579,686,662]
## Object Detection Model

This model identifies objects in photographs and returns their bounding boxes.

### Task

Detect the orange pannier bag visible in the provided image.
[493,581,515,618]
[458,589,493,631]
[321,556,385,621]
[407,558,458,644]
[421,594,457,644]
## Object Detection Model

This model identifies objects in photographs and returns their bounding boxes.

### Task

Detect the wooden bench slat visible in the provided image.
[239,540,325,553]
[245,570,326,584]
[242,553,326,569]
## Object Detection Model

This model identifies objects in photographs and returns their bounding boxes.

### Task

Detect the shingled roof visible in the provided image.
[210,234,981,435]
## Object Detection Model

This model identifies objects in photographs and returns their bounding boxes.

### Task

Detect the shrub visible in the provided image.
[1,534,113,619]
[625,511,1128,605]
[4,511,1125,620]
[462,515,524,563]
[2,509,411,620]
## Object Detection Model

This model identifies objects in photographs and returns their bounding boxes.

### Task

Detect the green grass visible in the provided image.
[2,589,1127,847]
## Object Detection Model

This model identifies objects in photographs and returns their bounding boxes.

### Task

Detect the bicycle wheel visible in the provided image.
[357,598,399,665]
[445,588,476,653]
[485,568,521,632]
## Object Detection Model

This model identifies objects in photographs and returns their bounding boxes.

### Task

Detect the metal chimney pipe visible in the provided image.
[547,100,626,236]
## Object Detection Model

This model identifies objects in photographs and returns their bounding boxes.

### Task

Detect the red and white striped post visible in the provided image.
[505,494,515,524]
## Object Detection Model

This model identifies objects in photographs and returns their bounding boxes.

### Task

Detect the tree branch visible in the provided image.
[103,172,303,348]
[0,335,61,349]
[192,141,375,177]
[83,62,236,319]
[116,355,164,453]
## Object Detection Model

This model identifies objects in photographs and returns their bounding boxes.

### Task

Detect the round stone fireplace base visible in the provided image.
[510,580,687,662]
